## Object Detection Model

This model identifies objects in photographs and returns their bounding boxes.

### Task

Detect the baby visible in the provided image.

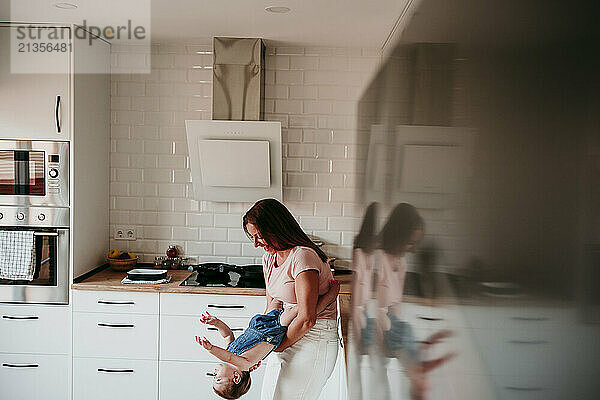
[195,279,340,399]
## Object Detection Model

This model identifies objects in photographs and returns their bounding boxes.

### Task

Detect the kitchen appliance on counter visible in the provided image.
[181,263,265,288]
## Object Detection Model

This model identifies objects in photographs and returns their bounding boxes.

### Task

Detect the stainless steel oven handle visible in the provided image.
[33,232,59,237]
[2,315,39,320]
[2,363,39,369]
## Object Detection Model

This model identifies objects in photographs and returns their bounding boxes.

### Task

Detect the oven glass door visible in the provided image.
[0,229,57,285]
[0,228,69,304]
[0,150,45,196]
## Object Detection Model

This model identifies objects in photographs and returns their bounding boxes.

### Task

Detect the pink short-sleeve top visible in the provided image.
[263,246,337,320]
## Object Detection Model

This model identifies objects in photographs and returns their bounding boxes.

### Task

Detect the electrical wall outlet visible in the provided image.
[114,226,136,240]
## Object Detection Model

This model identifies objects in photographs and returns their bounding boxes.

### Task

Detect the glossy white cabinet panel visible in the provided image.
[160,293,266,318]
[0,304,70,354]
[73,290,159,314]
[73,312,159,359]
[0,25,70,140]
[73,357,157,400]
[160,360,264,400]
[0,353,70,400]
[161,315,251,362]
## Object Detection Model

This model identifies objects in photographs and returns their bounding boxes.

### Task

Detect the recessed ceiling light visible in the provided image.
[265,6,291,14]
[53,2,78,9]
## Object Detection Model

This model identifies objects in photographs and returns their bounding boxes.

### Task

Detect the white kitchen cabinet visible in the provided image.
[73,312,159,360]
[73,291,159,400]
[73,358,158,400]
[160,360,265,400]
[160,293,266,317]
[0,353,70,400]
[0,304,71,355]
[0,24,70,140]
[73,290,160,315]
[161,315,250,362]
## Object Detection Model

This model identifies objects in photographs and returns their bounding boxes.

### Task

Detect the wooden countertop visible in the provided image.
[71,266,353,296]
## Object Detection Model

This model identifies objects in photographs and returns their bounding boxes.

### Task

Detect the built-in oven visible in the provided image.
[0,206,69,304]
[0,140,69,207]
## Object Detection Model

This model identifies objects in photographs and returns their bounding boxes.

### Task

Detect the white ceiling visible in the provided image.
[0,0,410,48]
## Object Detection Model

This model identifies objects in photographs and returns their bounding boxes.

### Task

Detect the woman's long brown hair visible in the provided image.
[243,198,328,262]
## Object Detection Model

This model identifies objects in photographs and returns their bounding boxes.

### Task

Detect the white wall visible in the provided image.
[109,42,381,265]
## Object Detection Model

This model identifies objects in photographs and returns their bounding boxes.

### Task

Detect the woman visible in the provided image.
[375,203,454,400]
[242,198,339,400]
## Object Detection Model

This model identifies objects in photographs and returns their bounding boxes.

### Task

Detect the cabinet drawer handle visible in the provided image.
[55,95,61,133]
[97,368,134,374]
[98,323,135,328]
[508,340,548,345]
[207,327,244,332]
[511,317,549,321]
[417,316,443,322]
[2,363,39,368]
[2,315,39,320]
[97,300,135,305]
[504,386,543,392]
[207,304,245,309]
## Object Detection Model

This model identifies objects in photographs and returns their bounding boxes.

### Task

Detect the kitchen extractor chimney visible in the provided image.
[212,37,265,121]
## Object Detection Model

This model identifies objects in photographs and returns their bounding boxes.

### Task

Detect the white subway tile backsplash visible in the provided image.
[132,125,160,139]
[316,173,344,187]
[242,243,264,257]
[144,226,172,239]
[173,227,199,241]
[299,216,327,230]
[201,228,228,242]
[110,43,379,264]
[275,99,303,114]
[342,203,365,217]
[117,82,145,96]
[314,202,342,216]
[186,213,214,227]
[214,243,241,256]
[302,159,330,173]
[316,144,346,159]
[289,86,317,100]
[301,188,329,202]
[186,241,213,255]
[157,212,186,226]
[144,141,173,154]
[276,71,303,85]
[214,214,242,228]
[290,56,318,70]
[328,216,360,231]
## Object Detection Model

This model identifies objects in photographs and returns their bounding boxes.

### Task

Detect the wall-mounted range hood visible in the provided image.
[186,37,282,203]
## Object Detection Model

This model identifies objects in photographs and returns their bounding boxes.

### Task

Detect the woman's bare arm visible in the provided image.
[274,270,319,352]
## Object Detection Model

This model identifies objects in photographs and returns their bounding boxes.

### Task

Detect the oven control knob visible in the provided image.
[38,214,46,221]
[16,212,25,221]
[49,168,59,179]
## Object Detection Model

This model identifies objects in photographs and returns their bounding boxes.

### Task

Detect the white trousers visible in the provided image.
[261,319,339,400]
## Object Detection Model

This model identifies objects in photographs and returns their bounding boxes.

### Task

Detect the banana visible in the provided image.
[108,248,121,258]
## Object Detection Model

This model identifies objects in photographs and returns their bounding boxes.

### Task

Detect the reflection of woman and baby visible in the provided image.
[350,202,455,400]
[196,199,340,400]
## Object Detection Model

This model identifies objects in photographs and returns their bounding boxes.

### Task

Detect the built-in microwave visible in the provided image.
[0,140,69,207]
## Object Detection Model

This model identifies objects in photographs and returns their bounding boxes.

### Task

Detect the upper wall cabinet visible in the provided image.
[0,24,71,140]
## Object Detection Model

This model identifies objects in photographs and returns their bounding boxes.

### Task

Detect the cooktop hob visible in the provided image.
[180,263,265,289]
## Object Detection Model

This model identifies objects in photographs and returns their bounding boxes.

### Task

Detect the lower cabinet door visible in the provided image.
[159,360,265,400]
[0,353,70,400]
[73,357,157,400]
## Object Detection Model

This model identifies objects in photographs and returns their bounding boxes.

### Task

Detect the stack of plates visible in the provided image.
[121,269,170,284]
